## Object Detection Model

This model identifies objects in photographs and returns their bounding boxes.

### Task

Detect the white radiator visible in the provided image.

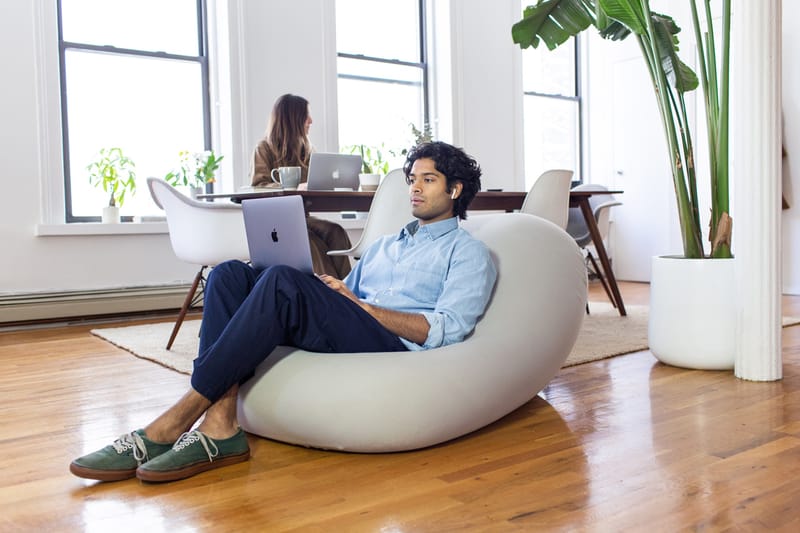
[0,284,190,324]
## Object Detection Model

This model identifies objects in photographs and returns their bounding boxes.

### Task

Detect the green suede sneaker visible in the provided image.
[70,429,173,482]
[136,428,250,483]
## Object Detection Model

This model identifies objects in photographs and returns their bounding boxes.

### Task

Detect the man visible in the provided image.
[70,141,498,483]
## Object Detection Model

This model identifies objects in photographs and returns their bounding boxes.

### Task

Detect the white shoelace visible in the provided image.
[111,431,148,464]
[172,430,220,462]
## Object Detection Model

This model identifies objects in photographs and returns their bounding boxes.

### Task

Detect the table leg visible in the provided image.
[578,198,626,316]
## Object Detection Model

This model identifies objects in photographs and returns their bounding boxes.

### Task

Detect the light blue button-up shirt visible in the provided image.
[344,217,497,351]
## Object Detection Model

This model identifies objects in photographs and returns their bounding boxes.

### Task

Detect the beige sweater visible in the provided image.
[250,139,309,187]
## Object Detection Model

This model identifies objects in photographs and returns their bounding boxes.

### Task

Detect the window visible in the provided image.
[57,0,211,221]
[335,0,428,161]
[521,30,582,190]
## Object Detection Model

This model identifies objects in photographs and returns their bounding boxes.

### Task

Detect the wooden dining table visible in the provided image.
[198,188,626,316]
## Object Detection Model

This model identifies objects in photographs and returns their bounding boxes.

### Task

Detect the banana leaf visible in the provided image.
[511,0,595,50]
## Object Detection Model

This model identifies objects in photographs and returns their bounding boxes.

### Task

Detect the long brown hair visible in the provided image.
[264,94,312,170]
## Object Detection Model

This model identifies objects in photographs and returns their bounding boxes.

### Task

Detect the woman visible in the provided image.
[251,94,352,278]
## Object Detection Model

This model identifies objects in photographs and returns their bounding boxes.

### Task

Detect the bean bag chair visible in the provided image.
[237,213,587,452]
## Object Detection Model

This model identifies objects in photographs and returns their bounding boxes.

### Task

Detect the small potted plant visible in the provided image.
[86,147,137,223]
[345,144,393,191]
[165,150,224,198]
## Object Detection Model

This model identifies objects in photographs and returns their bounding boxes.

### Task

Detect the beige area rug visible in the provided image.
[91,304,800,375]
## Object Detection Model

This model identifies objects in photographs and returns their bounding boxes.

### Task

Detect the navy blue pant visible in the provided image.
[191,260,408,402]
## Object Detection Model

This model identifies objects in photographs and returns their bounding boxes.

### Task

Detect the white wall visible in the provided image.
[0,0,192,297]
[225,0,339,184]
[448,0,525,191]
[1,0,797,320]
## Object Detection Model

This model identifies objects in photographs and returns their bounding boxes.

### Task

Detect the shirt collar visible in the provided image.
[399,217,459,241]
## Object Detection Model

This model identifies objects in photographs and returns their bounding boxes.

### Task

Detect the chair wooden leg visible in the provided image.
[586,251,616,308]
[167,267,205,350]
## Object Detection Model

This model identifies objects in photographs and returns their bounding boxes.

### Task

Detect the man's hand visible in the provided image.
[317,274,359,305]
[317,273,430,345]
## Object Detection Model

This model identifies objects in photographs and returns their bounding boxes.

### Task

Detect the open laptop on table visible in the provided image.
[306,152,362,191]
[241,195,314,274]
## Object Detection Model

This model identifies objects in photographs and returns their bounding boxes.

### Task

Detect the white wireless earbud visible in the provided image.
[451,190,457,199]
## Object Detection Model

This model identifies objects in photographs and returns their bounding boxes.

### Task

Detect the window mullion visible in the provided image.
[337,52,424,70]
[62,41,204,64]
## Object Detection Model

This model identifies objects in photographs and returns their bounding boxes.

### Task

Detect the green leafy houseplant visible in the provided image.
[512,0,731,259]
[86,147,137,207]
[345,144,393,175]
[165,150,224,188]
[410,122,433,145]
[401,122,435,156]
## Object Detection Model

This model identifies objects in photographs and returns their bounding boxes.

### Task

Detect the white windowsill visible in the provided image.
[35,213,367,237]
[35,221,169,236]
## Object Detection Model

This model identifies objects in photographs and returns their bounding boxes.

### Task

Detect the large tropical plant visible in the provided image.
[513,0,731,259]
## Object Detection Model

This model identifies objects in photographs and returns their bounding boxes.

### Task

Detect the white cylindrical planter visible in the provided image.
[101,205,120,224]
[648,256,736,370]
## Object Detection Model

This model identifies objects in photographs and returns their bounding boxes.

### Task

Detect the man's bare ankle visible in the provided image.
[196,422,240,440]
[143,424,185,444]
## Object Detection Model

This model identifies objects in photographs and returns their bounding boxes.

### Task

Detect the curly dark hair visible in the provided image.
[402,141,482,220]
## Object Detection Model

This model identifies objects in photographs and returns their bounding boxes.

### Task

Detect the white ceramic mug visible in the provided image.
[270,166,301,190]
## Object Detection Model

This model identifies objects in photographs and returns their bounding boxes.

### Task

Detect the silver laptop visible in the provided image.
[241,195,314,274]
[306,152,362,191]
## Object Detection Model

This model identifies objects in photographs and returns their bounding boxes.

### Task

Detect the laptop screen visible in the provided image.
[306,153,362,191]
[241,195,314,274]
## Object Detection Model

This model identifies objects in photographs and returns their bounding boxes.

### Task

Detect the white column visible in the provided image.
[733,0,783,381]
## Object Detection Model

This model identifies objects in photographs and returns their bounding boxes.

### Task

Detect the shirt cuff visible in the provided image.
[419,311,444,349]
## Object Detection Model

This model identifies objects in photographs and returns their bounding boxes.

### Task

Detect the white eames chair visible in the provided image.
[566,183,622,310]
[327,168,412,259]
[147,178,250,349]
[519,169,574,229]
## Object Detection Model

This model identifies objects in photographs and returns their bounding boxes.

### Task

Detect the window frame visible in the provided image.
[521,35,583,185]
[55,0,213,223]
[335,0,430,146]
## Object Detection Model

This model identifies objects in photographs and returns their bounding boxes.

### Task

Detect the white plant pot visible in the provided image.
[648,255,736,370]
[101,205,120,224]
[358,173,381,192]
[190,186,203,200]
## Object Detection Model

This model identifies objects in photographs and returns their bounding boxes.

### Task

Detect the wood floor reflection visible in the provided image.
[1,281,799,531]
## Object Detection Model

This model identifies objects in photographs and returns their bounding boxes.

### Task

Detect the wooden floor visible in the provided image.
[2,282,800,531]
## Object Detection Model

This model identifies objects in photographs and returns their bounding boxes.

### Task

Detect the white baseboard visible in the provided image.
[784,284,800,296]
[0,284,191,324]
